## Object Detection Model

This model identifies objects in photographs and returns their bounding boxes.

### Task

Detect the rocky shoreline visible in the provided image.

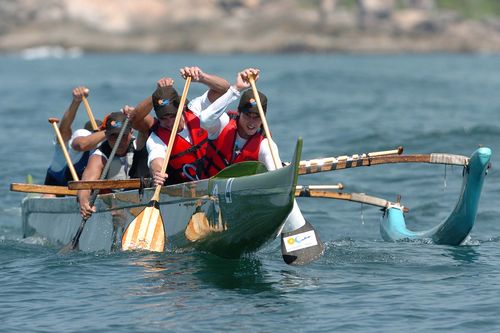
[2,0,500,53]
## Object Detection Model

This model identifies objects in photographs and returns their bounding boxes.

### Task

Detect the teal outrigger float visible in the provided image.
[380,147,492,245]
[22,140,317,261]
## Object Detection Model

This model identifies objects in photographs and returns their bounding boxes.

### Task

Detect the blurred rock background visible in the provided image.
[2,0,500,53]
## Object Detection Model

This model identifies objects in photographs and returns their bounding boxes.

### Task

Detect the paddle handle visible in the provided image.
[48,118,79,181]
[82,95,99,131]
[248,76,280,170]
[153,77,192,201]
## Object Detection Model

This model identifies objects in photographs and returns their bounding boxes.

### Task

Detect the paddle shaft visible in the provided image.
[48,118,79,182]
[86,117,131,210]
[152,77,191,201]
[60,117,130,253]
[82,96,99,131]
[248,76,280,169]
[121,78,191,252]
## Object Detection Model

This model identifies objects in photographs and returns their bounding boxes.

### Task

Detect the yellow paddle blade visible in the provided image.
[121,205,165,252]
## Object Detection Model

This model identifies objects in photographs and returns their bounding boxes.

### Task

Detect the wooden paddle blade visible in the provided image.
[281,220,325,265]
[121,202,165,252]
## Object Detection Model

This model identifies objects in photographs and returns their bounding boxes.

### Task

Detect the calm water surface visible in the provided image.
[1,53,499,332]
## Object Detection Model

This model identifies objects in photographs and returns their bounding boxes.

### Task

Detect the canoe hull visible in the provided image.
[380,147,492,245]
[22,158,298,257]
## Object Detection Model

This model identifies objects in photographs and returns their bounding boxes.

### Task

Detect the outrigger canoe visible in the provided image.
[380,147,492,245]
[21,140,304,257]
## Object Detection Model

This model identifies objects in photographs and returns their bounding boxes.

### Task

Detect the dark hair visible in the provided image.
[84,119,102,132]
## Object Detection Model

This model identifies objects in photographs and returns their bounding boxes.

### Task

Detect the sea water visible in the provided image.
[1,53,499,332]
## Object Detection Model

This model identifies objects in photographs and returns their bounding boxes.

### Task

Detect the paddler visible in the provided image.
[77,111,150,218]
[198,68,312,237]
[123,66,230,186]
[44,86,105,192]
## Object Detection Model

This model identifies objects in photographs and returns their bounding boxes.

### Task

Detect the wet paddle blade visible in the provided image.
[58,237,77,254]
[281,220,325,265]
[121,201,165,252]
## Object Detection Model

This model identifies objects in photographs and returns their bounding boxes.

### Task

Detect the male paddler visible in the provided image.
[78,111,150,218]
[44,86,106,192]
[123,66,230,186]
[197,68,314,241]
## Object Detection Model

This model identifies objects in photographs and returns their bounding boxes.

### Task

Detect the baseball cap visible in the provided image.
[101,112,127,135]
[238,89,267,114]
[152,86,180,118]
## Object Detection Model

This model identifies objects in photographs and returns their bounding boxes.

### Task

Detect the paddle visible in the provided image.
[58,117,130,254]
[121,77,192,252]
[81,92,99,131]
[48,118,79,182]
[248,76,324,265]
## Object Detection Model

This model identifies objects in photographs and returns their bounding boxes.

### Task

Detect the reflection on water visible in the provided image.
[442,245,480,264]
[192,253,276,292]
[126,251,276,294]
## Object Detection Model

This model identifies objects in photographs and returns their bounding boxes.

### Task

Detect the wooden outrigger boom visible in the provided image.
[298,153,469,175]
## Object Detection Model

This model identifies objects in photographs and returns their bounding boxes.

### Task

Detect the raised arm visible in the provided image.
[59,86,88,143]
[180,67,229,102]
[199,68,260,139]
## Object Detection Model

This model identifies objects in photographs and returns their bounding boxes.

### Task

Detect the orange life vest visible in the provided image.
[153,109,208,184]
[204,116,264,177]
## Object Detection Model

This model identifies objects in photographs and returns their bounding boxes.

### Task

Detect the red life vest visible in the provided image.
[204,116,265,177]
[153,109,208,184]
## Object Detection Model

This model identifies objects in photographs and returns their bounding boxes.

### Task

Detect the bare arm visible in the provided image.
[150,157,168,186]
[59,87,88,142]
[71,130,106,152]
[134,130,149,151]
[77,153,105,218]
[125,98,155,132]
[180,67,230,103]
[146,133,168,186]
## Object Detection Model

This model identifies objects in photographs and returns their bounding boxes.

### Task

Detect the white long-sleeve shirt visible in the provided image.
[197,86,305,232]
[198,86,280,171]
